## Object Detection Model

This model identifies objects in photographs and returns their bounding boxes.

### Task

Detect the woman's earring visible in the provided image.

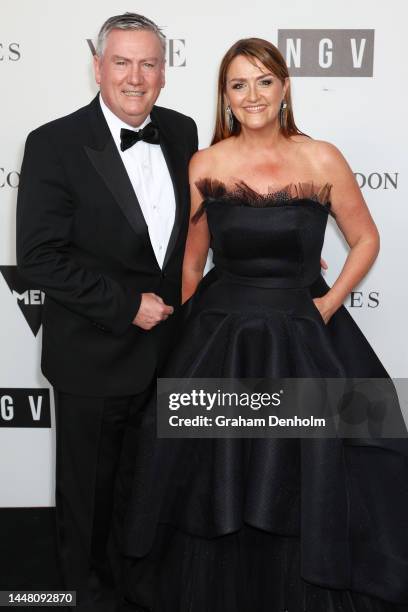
[279,100,288,129]
[226,105,234,133]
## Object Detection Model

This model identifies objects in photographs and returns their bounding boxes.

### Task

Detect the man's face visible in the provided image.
[94,28,165,127]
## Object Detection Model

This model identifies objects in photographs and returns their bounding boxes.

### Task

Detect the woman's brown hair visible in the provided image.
[211,37,306,144]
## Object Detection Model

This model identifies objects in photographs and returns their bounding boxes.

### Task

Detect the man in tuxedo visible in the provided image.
[17,13,198,611]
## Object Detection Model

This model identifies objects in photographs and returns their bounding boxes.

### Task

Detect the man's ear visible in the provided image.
[93,54,101,86]
[160,62,166,89]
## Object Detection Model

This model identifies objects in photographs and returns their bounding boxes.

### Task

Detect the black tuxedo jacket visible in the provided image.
[17,94,198,396]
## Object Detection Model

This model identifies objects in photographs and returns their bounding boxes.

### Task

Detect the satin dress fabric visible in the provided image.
[123,181,408,612]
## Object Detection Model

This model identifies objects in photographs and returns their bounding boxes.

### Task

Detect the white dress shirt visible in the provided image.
[100,96,176,269]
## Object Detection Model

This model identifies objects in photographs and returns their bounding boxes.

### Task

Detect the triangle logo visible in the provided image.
[0,266,44,337]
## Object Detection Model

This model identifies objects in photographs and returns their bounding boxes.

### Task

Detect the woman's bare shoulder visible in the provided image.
[189,138,235,178]
[290,136,350,181]
[298,137,346,164]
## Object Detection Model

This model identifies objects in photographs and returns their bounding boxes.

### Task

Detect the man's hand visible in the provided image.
[132,293,174,330]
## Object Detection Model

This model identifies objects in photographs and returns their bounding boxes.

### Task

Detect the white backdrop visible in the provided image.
[0,0,406,506]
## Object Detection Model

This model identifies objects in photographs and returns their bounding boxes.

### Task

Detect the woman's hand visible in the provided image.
[320,257,328,270]
[313,295,338,324]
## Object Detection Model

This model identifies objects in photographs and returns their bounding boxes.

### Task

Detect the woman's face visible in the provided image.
[225,54,288,133]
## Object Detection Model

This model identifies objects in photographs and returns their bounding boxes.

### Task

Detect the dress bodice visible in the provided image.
[195,179,333,288]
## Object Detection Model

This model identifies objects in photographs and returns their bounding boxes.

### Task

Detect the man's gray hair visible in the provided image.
[96,13,166,57]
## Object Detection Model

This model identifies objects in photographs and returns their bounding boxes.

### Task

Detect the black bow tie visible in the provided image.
[120,123,160,151]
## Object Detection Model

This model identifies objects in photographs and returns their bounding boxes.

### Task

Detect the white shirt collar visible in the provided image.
[99,94,151,147]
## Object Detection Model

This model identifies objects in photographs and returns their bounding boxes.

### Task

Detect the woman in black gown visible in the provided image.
[123,38,408,611]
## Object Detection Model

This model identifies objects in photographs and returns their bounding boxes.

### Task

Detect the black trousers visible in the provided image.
[54,384,154,612]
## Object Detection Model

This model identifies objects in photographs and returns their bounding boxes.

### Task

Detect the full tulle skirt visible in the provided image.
[122,273,408,610]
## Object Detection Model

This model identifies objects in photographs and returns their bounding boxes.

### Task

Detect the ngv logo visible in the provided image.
[0,266,43,336]
[86,36,186,67]
[0,389,51,428]
[278,30,374,76]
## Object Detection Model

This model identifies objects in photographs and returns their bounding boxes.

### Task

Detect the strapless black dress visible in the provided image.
[123,181,408,612]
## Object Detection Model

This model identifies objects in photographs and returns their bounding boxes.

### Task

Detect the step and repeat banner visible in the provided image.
[1,0,406,506]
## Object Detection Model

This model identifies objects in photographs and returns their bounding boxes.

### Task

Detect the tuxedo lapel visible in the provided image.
[151,107,188,270]
[84,97,189,270]
[84,95,150,240]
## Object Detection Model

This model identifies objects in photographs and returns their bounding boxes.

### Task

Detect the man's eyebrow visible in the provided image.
[110,55,160,62]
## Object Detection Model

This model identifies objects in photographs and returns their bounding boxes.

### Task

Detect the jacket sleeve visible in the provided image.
[189,116,199,157]
[16,128,141,335]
